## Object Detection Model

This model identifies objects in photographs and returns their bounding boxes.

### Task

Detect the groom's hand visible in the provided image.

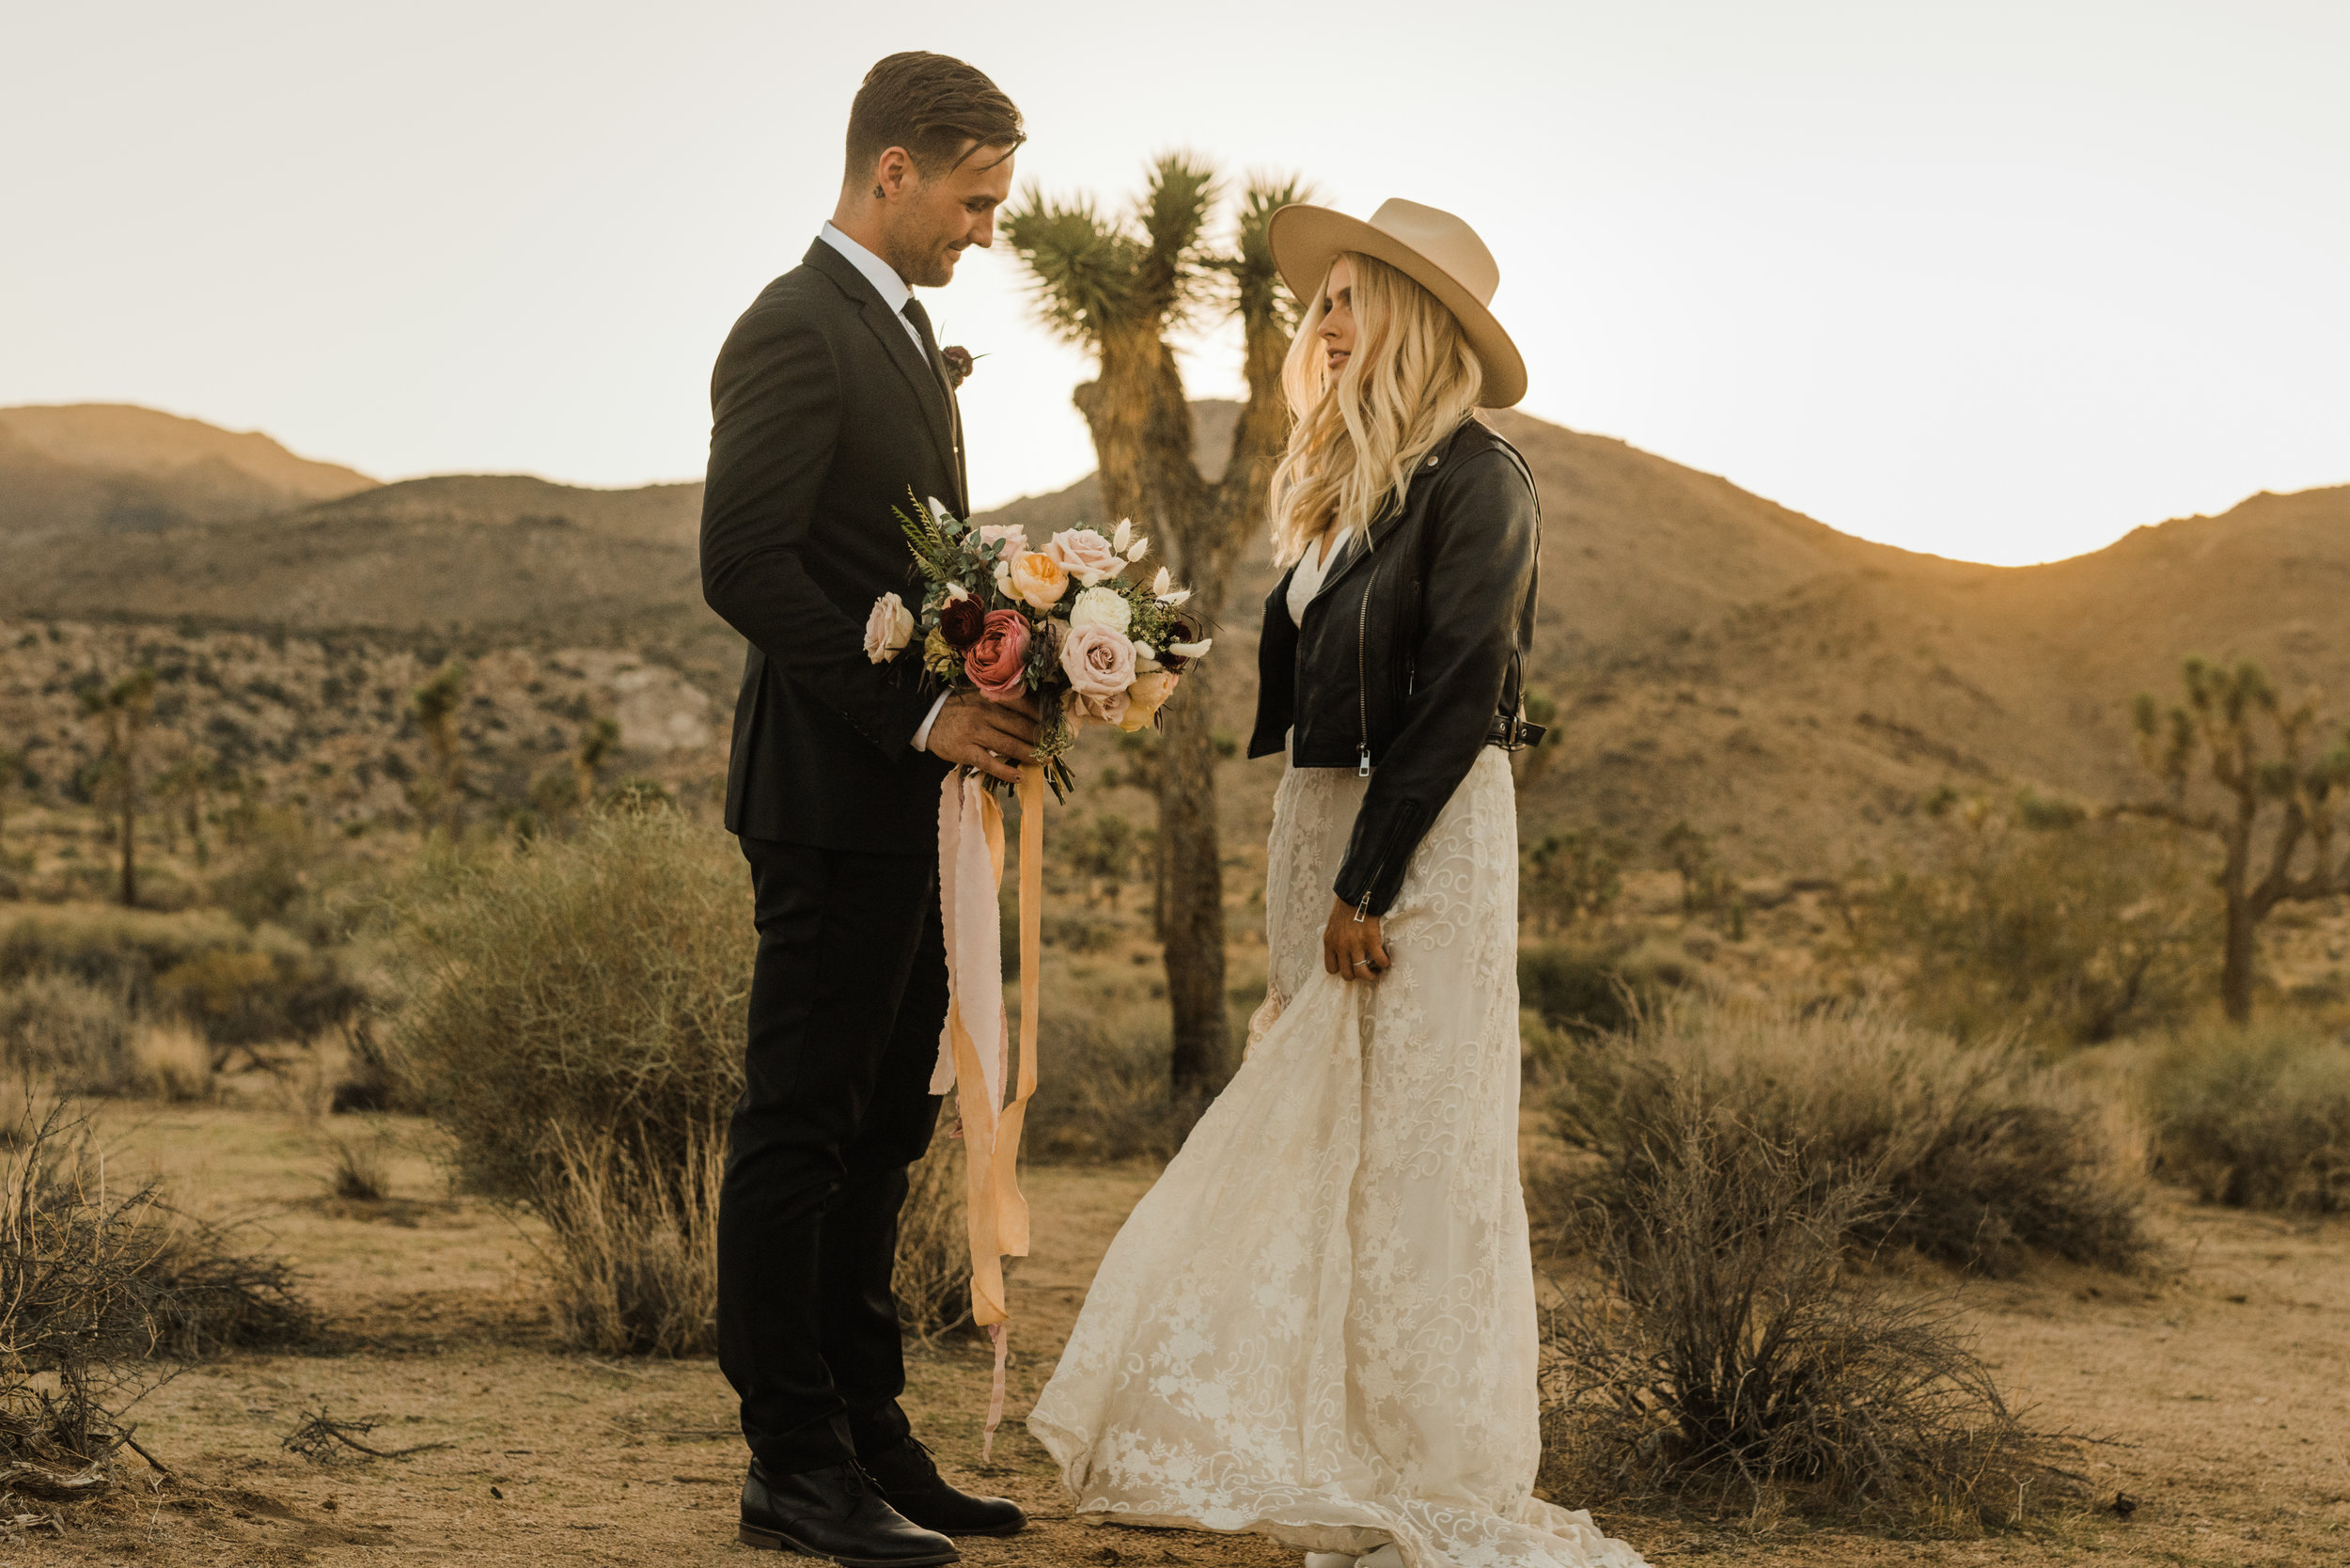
[1324,896,1390,981]
[926,691,1042,784]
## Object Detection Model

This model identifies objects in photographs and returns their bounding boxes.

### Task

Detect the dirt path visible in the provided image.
[25,1105,2350,1565]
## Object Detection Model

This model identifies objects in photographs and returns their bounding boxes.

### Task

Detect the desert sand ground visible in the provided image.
[22,1101,2348,1566]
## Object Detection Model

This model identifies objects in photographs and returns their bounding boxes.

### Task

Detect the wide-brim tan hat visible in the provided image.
[1268,196,1527,408]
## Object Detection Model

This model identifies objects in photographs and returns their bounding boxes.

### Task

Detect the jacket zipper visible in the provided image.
[1353,804,1420,924]
[1355,565,1376,779]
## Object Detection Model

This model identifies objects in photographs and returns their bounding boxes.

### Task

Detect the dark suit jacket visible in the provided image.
[700,240,965,850]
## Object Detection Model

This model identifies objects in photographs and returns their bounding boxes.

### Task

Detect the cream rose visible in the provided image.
[1045,527,1123,586]
[1119,668,1180,731]
[1007,550,1069,608]
[863,591,915,664]
[1067,584,1133,635]
[1059,620,1136,698]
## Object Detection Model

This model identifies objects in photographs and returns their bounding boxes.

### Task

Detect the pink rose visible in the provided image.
[1059,620,1136,698]
[976,524,1028,558]
[1045,527,1123,586]
[963,609,1031,701]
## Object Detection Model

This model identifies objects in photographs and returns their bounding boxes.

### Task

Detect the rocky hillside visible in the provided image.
[4,402,2344,875]
[0,618,716,833]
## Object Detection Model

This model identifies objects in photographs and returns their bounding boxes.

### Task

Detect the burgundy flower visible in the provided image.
[939,595,986,649]
[942,345,975,388]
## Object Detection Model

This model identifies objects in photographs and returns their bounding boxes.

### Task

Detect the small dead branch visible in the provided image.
[281,1410,454,1464]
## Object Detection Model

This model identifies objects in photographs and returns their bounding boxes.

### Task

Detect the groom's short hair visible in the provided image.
[847,53,1025,180]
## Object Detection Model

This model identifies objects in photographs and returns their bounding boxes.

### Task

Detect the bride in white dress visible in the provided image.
[1028,199,1647,1568]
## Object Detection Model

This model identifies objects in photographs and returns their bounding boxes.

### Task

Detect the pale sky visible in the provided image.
[5,0,2344,566]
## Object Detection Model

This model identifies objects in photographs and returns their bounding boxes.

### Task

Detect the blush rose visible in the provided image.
[964,610,1032,701]
[1059,620,1136,698]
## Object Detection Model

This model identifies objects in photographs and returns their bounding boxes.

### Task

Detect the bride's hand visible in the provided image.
[1324,896,1390,981]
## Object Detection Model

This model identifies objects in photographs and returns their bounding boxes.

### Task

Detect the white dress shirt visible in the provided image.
[818,224,951,753]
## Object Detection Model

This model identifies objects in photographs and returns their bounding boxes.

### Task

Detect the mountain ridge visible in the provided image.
[4,401,2344,872]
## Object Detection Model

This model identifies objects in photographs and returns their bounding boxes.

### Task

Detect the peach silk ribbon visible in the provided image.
[929,761,1042,1459]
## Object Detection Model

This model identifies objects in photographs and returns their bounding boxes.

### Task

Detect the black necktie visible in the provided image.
[900,297,952,395]
[901,296,964,497]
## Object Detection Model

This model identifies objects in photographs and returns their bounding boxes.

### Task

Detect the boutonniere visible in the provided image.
[942,345,976,390]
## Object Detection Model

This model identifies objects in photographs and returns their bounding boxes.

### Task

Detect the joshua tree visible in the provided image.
[573,716,620,808]
[153,749,217,864]
[1006,157,1304,1102]
[77,668,158,906]
[2115,656,2350,1023]
[409,660,469,836]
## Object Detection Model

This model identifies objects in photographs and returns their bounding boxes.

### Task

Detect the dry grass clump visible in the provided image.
[324,1122,395,1202]
[2142,1019,2350,1212]
[1540,1097,2056,1528]
[540,1127,722,1357]
[1543,996,2153,1276]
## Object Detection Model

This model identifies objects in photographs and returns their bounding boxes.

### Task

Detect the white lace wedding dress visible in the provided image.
[1027,727,1647,1567]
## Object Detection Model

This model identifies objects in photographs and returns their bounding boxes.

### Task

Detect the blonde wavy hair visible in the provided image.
[1268,251,1485,569]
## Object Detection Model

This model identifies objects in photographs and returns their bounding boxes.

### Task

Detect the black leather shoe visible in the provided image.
[861,1437,1026,1538]
[738,1460,960,1564]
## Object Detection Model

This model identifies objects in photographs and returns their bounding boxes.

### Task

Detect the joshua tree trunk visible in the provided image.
[118,785,137,908]
[1011,165,1302,1104]
[2220,886,2256,1023]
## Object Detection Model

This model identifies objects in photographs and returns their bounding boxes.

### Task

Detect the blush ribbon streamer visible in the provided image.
[932,761,1043,1458]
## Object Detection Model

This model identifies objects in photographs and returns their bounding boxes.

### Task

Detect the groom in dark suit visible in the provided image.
[698,52,1037,1565]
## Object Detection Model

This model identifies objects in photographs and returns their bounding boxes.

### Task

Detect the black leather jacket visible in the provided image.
[1247,419,1542,918]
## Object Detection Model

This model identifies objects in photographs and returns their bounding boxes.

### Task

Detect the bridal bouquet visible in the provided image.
[864,495,1213,794]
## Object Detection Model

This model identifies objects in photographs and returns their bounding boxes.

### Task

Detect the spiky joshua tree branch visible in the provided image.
[1006,156,1308,1104]
[2112,655,2350,1022]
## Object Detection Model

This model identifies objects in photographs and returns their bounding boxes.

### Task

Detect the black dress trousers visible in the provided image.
[717,835,947,1475]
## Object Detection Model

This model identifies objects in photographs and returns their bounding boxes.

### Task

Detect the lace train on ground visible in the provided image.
[1028,752,1647,1568]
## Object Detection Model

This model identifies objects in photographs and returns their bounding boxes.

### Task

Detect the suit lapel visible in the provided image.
[804,243,962,510]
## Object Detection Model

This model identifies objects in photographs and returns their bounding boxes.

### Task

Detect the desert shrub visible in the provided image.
[154,942,360,1051]
[1544,996,2152,1275]
[2143,1020,2350,1212]
[391,806,1004,1354]
[1540,1092,2048,1525]
[0,1098,309,1489]
[0,905,249,1008]
[1024,1011,1188,1164]
[1861,797,2211,1046]
[386,805,749,1209]
[0,975,138,1094]
[1518,936,1688,1039]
